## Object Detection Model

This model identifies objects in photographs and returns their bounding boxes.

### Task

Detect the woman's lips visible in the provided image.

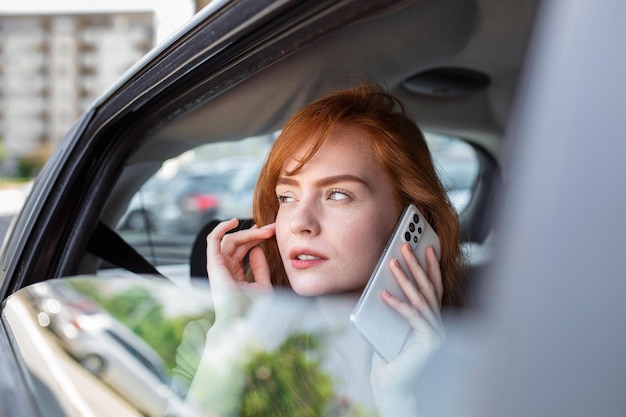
[289,248,327,269]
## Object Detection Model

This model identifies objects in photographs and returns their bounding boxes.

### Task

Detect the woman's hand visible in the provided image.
[206,218,276,315]
[371,244,445,416]
[186,219,276,414]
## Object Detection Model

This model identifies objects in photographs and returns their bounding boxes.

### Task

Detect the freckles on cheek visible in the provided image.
[345,223,381,257]
[274,212,289,250]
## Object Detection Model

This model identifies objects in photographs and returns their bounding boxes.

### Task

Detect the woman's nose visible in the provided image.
[290,200,320,235]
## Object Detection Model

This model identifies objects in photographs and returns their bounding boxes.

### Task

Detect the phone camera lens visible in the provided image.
[413,236,418,243]
[409,223,415,232]
[418,227,422,234]
[413,214,419,223]
[404,231,411,241]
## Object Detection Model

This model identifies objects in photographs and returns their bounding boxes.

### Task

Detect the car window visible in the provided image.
[112,132,479,273]
[425,132,480,213]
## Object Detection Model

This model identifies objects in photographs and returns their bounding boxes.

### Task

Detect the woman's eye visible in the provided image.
[327,189,350,201]
[277,195,295,204]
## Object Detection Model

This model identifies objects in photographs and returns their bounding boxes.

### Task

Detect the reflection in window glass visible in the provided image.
[4,278,216,417]
[4,277,381,417]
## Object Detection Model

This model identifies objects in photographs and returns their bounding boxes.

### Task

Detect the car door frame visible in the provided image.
[0,0,402,299]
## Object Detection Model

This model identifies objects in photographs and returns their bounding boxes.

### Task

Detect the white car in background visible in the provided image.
[25,281,200,417]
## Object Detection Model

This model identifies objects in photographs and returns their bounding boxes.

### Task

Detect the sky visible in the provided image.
[0,0,197,43]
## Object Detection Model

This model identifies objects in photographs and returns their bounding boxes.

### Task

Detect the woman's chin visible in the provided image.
[288,279,364,298]
[289,283,327,297]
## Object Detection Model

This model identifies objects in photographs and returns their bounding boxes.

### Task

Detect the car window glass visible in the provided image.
[3,276,378,417]
[114,135,273,269]
[425,132,480,213]
[114,133,478,271]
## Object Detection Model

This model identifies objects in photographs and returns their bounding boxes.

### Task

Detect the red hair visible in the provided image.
[253,83,465,306]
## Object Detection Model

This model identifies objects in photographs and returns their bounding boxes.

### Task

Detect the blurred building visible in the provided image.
[195,0,212,12]
[0,11,154,174]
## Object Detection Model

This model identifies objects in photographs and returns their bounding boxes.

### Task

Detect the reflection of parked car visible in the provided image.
[60,313,191,417]
[25,281,102,339]
[26,282,198,417]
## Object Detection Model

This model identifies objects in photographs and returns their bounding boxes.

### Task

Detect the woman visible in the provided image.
[204,82,465,415]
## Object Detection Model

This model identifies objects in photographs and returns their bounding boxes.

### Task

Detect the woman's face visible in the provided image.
[274,124,402,296]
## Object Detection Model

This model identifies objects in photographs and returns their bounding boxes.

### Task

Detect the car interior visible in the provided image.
[10,1,626,416]
[78,0,538,310]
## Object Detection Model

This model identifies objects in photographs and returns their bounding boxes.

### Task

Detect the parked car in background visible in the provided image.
[119,157,262,236]
[212,159,264,220]
[1,1,625,417]
[117,176,165,232]
[156,169,227,234]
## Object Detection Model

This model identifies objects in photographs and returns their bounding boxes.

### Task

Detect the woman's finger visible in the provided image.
[387,259,443,333]
[226,224,275,288]
[206,220,275,284]
[424,245,444,303]
[206,218,238,253]
[248,246,273,291]
[382,289,444,338]
[388,250,432,315]
[220,225,275,262]
[205,218,251,280]
[400,244,443,318]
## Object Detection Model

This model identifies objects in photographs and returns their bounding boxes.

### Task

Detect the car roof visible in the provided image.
[134,0,538,166]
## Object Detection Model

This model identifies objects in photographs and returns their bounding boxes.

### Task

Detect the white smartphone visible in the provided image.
[350,204,441,361]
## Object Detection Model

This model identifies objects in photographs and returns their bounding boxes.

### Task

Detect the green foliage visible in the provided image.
[15,145,52,177]
[0,140,6,163]
[240,333,334,417]
[69,280,215,375]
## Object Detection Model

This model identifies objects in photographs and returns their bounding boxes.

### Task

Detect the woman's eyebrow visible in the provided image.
[315,174,369,188]
[276,174,370,189]
[275,176,298,187]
